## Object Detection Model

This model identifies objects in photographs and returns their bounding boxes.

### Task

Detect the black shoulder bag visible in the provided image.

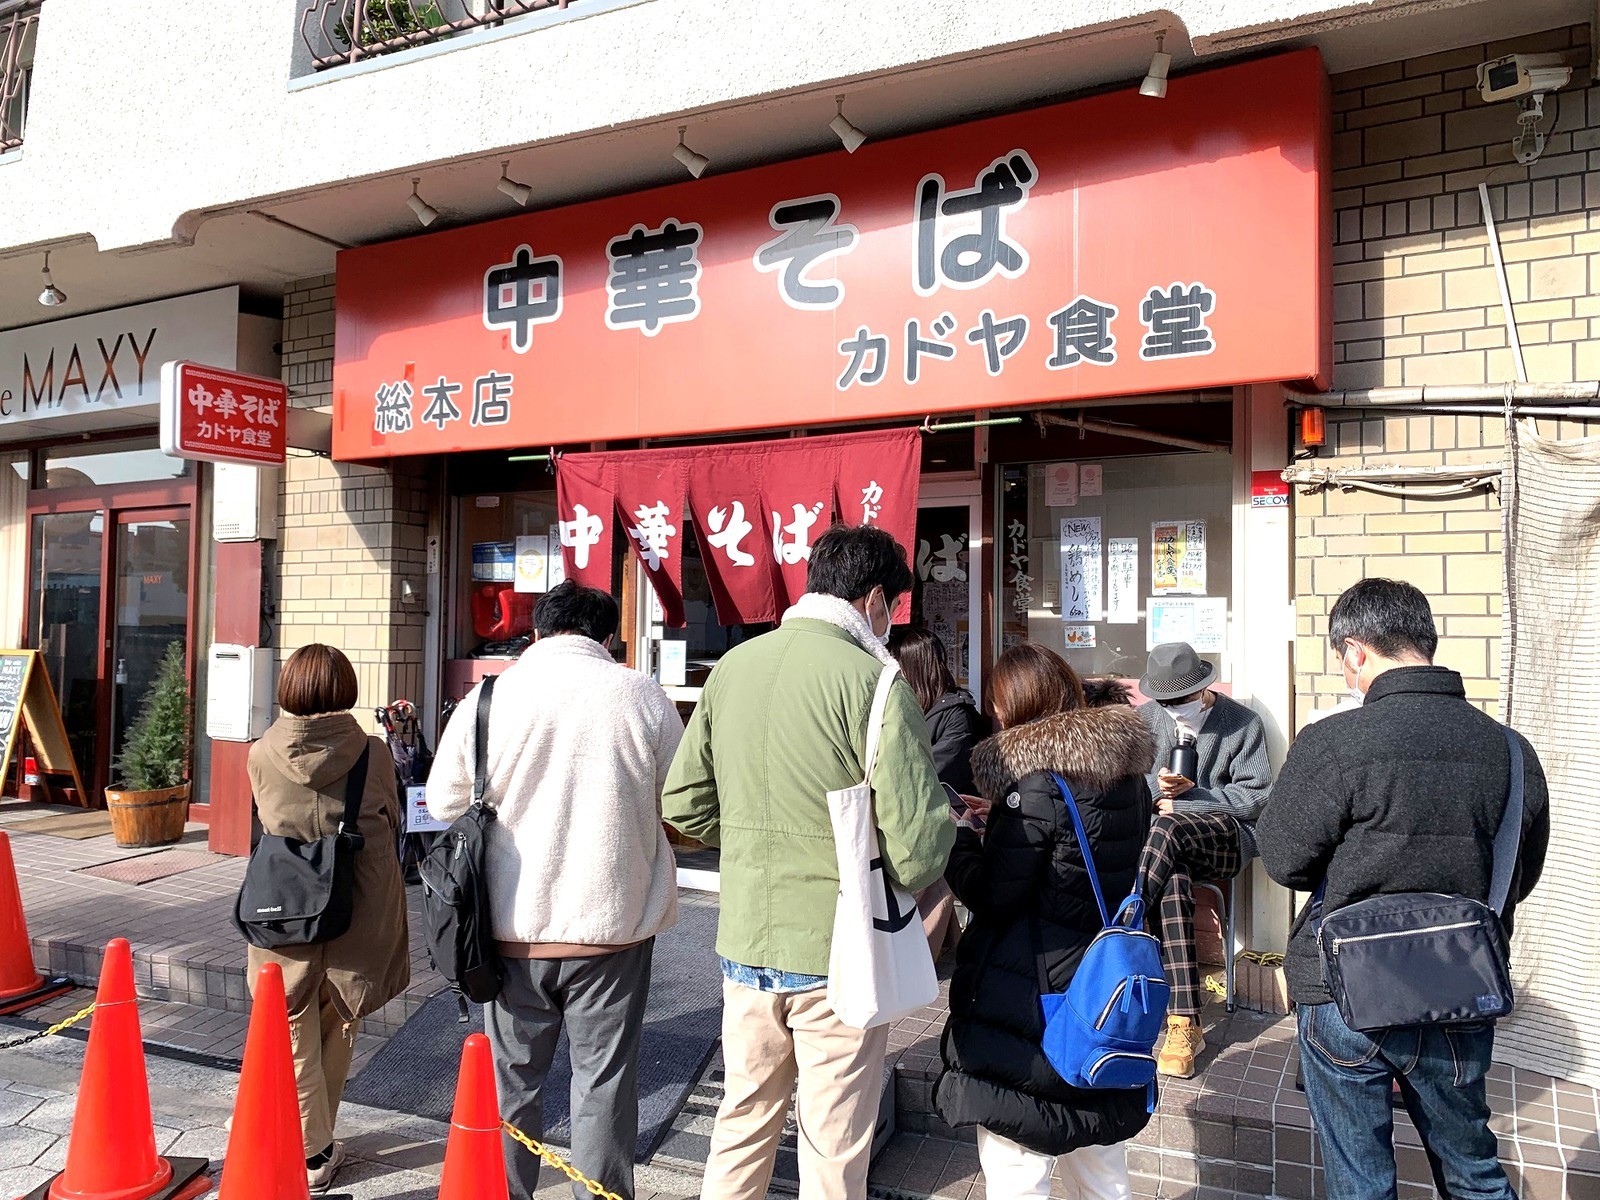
[233,746,371,949]
[1314,725,1525,1031]
[419,676,503,1005]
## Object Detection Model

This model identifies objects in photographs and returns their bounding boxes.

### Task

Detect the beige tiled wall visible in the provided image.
[276,275,432,723]
[1295,25,1594,726]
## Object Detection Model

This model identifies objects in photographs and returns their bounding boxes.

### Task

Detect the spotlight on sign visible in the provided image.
[829,95,868,154]
[496,161,533,207]
[37,251,66,307]
[1140,30,1171,99]
[406,178,440,227]
[672,127,710,179]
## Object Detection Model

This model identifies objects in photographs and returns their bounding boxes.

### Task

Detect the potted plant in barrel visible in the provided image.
[104,642,191,848]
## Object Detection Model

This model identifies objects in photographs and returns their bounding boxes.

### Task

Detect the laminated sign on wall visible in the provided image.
[1151,520,1206,595]
[1147,597,1227,652]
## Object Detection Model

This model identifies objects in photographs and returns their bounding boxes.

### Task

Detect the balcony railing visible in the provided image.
[0,0,40,152]
[300,0,574,71]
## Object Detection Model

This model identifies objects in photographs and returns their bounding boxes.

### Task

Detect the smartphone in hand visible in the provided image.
[942,782,985,832]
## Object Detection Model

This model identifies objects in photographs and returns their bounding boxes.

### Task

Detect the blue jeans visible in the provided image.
[1296,1002,1513,1200]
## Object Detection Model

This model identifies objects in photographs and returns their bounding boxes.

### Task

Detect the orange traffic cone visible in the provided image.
[218,962,309,1200]
[438,1032,508,1200]
[0,830,71,1015]
[47,939,188,1200]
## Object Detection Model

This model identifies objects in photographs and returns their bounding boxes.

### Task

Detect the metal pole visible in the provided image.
[1480,182,1528,384]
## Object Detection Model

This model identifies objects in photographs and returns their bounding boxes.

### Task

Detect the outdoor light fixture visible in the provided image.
[672,127,710,179]
[1140,30,1171,99]
[37,252,65,307]
[1300,406,1327,450]
[496,161,532,207]
[830,95,868,153]
[406,178,439,227]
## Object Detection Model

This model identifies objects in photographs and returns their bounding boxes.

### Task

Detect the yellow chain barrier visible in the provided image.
[0,1000,96,1050]
[502,1120,623,1200]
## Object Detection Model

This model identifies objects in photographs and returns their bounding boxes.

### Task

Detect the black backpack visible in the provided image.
[419,676,503,1005]
[233,747,371,949]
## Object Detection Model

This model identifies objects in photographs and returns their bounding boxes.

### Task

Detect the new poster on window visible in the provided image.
[1106,538,1139,624]
[1146,597,1228,652]
[1151,520,1206,595]
[1059,517,1103,623]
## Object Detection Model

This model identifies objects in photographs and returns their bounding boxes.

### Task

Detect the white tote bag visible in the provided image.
[826,663,940,1030]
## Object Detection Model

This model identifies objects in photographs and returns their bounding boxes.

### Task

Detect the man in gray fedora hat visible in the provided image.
[1134,641,1272,1077]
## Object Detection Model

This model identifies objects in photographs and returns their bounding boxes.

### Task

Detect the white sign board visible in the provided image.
[1106,538,1139,624]
[0,288,241,439]
[1059,517,1102,623]
[406,785,450,833]
[1147,597,1228,653]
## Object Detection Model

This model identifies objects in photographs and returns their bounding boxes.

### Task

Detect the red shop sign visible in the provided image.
[557,428,919,626]
[159,361,288,466]
[333,49,1331,461]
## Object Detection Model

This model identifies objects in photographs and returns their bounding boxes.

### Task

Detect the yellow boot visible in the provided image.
[1156,1015,1206,1078]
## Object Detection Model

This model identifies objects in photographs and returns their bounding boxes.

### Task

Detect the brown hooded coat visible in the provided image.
[245,712,410,1022]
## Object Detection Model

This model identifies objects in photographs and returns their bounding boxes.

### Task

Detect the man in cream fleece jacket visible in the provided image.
[429,582,683,1200]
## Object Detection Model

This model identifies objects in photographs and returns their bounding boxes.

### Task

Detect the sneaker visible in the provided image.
[307,1141,346,1193]
[1156,1016,1206,1078]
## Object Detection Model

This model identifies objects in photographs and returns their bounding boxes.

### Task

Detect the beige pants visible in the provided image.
[288,981,358,1158]
[701,980,890,1200]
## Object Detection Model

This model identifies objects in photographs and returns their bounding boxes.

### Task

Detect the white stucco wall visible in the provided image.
[0,0,1522,255]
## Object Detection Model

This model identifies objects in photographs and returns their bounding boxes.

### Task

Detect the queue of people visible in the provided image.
[238,529,1551,1200]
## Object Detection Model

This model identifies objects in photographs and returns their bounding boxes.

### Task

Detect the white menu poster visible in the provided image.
[1059,516,1103,623]
[1106,538,1139,624]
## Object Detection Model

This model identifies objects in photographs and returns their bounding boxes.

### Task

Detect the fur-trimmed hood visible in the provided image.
[971,704,1155,802]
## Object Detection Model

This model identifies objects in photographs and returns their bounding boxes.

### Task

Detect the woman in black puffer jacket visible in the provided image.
[935,644,1155,1198]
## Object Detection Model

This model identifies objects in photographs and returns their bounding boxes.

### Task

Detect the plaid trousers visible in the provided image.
[1136,812,1244,1019]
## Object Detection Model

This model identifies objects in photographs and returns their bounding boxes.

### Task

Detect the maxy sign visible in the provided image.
[0,328,159,418]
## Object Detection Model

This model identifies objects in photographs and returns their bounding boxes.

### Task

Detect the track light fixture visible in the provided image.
[829,95,867,153]
[406,178,439,227]
[1140,30,1171,99]
[672,126,710,179]
[37,251,65,307]
[496,161,533,207]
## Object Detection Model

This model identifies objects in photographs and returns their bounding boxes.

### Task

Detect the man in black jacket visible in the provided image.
[1257,579,1549,1200]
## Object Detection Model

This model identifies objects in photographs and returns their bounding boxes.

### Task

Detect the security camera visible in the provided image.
[1476,53,1571,104]
[1475,53,1574,165]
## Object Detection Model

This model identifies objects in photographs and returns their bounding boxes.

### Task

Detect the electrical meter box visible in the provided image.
[213,462,280,542]
[206,644,274,741]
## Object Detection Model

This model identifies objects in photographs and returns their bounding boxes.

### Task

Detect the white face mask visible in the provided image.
[1163,698,1206,726]
[868,590,892,645]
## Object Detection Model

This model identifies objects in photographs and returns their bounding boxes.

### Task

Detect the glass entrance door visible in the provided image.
[27,505,192,798]
[111,511,192,778]
[29,509,105,790]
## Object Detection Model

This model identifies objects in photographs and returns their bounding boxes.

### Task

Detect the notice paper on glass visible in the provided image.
[514,535,550,594]
[1063,625,1097,649]
[1059,517,1103,623]
[1151,520,1207,595]
[1146,596,1228,653]
[1045,462,1080,507]
[547,526,567,587]
[658,640,688,687]
[1080,464,1103,497]
[1105,539,1139,623]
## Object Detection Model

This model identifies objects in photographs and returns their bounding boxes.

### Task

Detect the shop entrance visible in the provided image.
[19,441,197,804]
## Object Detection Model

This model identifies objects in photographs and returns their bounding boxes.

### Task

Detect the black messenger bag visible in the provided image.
[1314,726,1524,1032]
[419,675,503,1005]
[233,746,371,949]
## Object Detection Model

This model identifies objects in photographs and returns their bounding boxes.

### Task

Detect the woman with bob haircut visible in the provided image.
[243,644,409,1193]
[935,643,1156,1198]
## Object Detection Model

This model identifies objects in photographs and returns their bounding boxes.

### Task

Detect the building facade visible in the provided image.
[1,0,1594,1084]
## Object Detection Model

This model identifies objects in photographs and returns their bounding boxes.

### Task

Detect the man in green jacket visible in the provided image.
[664,524,954,1200]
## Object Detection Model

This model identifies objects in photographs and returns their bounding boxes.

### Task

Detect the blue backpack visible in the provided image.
[1037,772,1168,1110]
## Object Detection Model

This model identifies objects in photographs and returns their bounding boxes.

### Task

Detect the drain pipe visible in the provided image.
[1480,182,1529,384]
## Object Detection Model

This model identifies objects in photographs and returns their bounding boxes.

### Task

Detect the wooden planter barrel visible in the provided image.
[103,784,190,848]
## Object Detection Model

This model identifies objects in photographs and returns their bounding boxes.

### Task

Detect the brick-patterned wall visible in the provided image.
[276,275,431,720]
[1294,24,1594,725]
